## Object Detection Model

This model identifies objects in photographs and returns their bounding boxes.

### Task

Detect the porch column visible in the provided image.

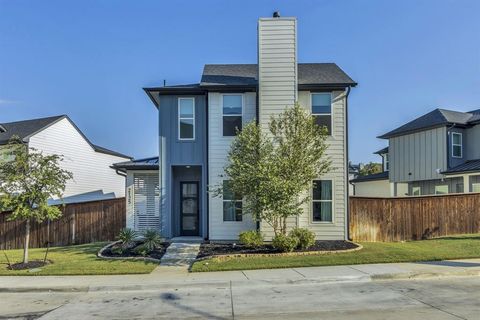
[463,174,470,193]
[159,104,170,238]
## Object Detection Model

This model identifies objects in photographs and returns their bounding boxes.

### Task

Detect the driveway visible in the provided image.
[1,276,479,319]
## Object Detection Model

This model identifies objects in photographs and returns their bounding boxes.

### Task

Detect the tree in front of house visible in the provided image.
[222,103,331,236]
[0,137,72,264]
[359,162,382,176]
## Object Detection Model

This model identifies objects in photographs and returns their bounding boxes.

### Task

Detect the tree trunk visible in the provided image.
[23,219,30,264]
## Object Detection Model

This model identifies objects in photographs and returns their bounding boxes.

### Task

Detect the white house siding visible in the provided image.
[208,92,257,240]
[28,118,129,204]
[353,180,391,197]
[389,127,447,183]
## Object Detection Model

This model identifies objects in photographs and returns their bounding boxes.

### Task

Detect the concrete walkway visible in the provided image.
[160,242,201,266]
[1,258,480,293]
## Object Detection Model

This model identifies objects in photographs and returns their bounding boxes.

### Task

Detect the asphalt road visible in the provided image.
[1,276,479,319]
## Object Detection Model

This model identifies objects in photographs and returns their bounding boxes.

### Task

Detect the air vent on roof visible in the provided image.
[0,124,6,133]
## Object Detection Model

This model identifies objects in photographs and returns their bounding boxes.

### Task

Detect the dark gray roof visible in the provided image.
[113,157,159,170]
[200,63,357,87]
[350,171,389,183]
[0,115,65,144]
[442,159,480,175]
[379,108,480,139]
[0,115,131,159]
[374,147,388,155]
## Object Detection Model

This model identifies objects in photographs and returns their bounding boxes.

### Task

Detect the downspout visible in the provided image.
[205,92,209,240]
[345,86,352,241]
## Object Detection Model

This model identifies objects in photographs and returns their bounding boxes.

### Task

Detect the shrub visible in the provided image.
[289,227,316,250]
[272,234,299,252]
[239,230,264,248]
[133,244,148,256]
[142,229,162,253]
[111,246,124,255]
[117,228,137,250]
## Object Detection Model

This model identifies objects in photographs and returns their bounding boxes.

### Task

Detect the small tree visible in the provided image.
[221,103,331,236]
[0,137,72,264]
[359,162,382,176]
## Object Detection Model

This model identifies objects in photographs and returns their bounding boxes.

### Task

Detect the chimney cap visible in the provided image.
[273,11,280,18]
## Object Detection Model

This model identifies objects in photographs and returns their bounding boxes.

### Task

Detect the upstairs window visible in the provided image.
[452,132,462,158]
[178,98,195,140]
[223,95,243,136]
[222,180,242,221]
[312,180,333,222]
[311,93,332,135]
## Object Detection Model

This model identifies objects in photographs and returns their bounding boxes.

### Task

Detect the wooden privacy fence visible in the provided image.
[0,198,126,250]
[349,194,480,242]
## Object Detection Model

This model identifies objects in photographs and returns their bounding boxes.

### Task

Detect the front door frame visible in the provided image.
[180,181,200,236]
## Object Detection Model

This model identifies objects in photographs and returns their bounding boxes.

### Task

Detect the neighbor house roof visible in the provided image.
[350,171,389,183]
[374,147,389,155]
[442,159,480,175]
[0,115,131,159]
[379,108,480,139]
[200,63,357,88]
[112,157,159,171]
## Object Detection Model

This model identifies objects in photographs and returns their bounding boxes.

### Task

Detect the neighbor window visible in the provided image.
[223,95,243,136]
[412,186,421,196]
[311,93,332,135]
[435,185,449,195]
[178,98,195,140]
[312,180,333,222]
[452,132,462,158]
[472,183,480,193]
[384,153,390,171]
[223,180,242,221]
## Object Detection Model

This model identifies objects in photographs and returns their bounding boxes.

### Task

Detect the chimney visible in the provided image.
[258,13,297,129]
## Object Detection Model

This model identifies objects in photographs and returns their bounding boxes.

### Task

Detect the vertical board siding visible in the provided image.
[0,198,125,250]
[350,194,480,242]
[390,127,447,183]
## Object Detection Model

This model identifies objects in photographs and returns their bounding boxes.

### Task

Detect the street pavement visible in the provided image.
[0,276,479,319]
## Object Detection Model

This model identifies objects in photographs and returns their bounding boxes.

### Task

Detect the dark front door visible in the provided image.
[180,182,199,236]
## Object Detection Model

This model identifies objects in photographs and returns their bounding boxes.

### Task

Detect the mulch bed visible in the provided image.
[8,260,50,270]
[102,241,170,260]
[197,240,359,258]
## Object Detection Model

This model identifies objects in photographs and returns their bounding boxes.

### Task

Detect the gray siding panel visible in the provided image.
[390,127,447,182]
[465,124,480,160]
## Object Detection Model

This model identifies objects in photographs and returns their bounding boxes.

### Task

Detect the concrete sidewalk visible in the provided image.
[1,258,480,293]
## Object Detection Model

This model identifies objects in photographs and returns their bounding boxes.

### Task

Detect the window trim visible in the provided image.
[178,97,195,141]
[222,180,243,222]
[451,132,462,158]
[412,186,421,196]
[311,92,333,136]
[222,93,244,137]
[311,179,334,224]
[435,185,449,195]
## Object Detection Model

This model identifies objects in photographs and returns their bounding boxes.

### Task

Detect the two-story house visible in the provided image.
[113,14,357,240]
[357,108,480,197]
[0,115,131,204]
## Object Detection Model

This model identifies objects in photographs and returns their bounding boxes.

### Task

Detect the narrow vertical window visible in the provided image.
[223,95,243,136]
[178,98,195,140]
[311,93,332,135]
[384,153,390,171]
[312,180,333,222]
[452,132,462,158]
[222,180,242,221]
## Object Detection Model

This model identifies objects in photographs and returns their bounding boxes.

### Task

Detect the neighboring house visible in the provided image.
[0,115,131,204]
[348,162,360,195]
[350,148,408,197]
[374,108,480,196]
[113,14,357,240]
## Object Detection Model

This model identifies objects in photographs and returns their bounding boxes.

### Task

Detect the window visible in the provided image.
[435,185,449,195]
[178,98,195,140]
[472,183,480,193]
[312,180,333,222]
[223,95,242,136]
[455,183,464,193]
[452,132,462,158]
[412,186,421,196]
[223,180,242,221]
[311,93,332,135]
[384,153,390,171]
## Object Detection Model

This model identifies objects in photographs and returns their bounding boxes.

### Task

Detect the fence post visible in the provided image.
[71,210,75,244]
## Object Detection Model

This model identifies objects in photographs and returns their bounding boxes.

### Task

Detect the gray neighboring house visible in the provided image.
[376,108,480,196]
[113,14,357,240]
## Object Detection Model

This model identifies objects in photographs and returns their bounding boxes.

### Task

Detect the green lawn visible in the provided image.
[0,243,157,276]
[191,234,480,272]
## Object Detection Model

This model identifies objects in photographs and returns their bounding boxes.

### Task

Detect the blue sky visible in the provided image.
[1,0,479,163]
